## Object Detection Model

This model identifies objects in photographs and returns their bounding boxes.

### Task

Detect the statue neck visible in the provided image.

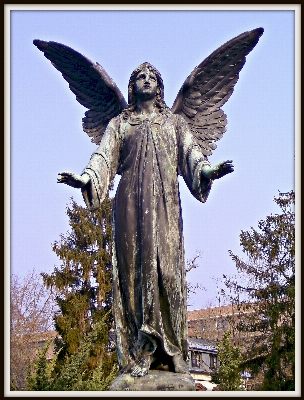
[135,98,157,117]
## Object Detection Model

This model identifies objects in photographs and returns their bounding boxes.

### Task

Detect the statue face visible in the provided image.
[133,68,159,100]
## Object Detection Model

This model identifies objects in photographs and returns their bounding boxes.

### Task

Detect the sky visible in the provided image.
[8,6,297,311]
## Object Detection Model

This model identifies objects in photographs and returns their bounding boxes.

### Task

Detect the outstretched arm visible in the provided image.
[57,171,90,188]
[201,160,234,180]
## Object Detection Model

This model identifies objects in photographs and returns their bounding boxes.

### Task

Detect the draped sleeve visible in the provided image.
[177,114,213,203]
[81,116,121,210]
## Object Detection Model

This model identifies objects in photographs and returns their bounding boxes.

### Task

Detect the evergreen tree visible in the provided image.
[27,339,58,391]
[41,196,117,385]
[211,331,244,391]
[28,318,117,391]
[223,191,295,390]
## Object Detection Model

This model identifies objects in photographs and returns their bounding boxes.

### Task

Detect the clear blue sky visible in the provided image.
[9,6,297,310]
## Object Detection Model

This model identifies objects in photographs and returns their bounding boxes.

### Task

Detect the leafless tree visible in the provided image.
[186,252,206,307]
[10,269,57,390]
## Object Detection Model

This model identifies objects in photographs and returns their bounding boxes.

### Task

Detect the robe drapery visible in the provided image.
[81,111,213,369]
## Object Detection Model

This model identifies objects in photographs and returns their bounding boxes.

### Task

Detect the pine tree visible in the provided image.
[27,339,58,391]
[211,331,244,391]
[27,318,117,391]
[41,196,117,385]
[223,191,295,390]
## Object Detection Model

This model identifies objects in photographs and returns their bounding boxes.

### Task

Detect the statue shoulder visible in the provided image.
[166,112,188,129]
[174,113,187,124]
[107,114,124,131]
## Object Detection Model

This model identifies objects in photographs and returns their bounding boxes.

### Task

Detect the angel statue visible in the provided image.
[34,27,263,379]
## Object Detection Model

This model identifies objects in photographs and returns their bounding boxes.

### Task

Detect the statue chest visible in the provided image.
[118,119,179,178]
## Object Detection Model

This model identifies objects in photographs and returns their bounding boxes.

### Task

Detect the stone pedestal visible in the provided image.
[109,370,196,391]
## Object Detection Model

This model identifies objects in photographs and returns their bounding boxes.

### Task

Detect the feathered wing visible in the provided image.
[33,40,127,145]
[171,28,264,156]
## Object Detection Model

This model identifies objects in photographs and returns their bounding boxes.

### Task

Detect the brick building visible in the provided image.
[188,305,255,390]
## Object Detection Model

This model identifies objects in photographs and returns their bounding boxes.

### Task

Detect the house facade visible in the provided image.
[188,305,257,390]
[187,336,218,391]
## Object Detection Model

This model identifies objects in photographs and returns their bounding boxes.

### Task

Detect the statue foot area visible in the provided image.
[130,353,152,377]
[110,369,196,391]
[172,354,190,374]
[111,355,193,391]
[130,353,189,377]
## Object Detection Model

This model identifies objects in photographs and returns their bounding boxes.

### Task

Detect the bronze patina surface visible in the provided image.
[34,28,263,385]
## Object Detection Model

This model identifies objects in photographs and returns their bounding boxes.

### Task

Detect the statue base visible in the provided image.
[109,370,196,391]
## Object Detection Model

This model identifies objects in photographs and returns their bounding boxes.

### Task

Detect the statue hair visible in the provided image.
[122,62,170,119]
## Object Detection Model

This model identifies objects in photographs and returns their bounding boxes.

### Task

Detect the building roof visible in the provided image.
[188,304,235,320]
[188,336,217,353]
[188,303,255,321]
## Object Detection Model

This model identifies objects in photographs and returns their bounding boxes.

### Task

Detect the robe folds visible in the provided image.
[81,111,213,369]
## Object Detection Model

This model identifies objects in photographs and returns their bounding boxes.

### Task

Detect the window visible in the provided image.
[215,317,228,330]
[191,351,201,368]
[209,354,217,370]
[37,340,46,349]
[199,320,207,331]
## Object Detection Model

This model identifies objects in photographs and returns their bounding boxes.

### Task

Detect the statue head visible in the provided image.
[128,62,164,104]
[123,62,169,116]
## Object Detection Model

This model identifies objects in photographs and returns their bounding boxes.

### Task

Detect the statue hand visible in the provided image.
[202,160,234,180]
[57,171,90,188]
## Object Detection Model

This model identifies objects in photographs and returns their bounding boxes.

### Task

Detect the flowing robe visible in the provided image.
[81,111,213,368]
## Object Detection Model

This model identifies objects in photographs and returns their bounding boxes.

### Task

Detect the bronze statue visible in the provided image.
[34,28,263,378]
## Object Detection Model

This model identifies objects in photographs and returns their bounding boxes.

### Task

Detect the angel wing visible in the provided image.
[33,40,127,145]
[171,27,264,156]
